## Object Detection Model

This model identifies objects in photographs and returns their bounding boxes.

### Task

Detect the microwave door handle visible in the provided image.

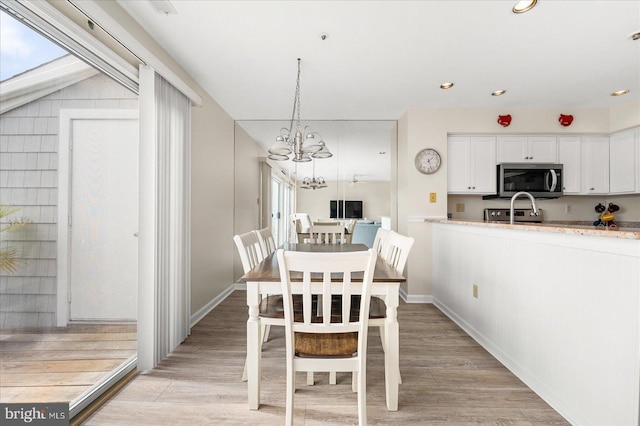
[549,169,558,192]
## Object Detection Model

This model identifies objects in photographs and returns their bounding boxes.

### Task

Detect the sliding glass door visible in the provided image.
[270,173,293,246]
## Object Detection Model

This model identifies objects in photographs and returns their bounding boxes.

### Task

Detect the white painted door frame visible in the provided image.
[57,109,138,326]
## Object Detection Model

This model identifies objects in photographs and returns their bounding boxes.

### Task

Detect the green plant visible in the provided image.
[0,204,31,273]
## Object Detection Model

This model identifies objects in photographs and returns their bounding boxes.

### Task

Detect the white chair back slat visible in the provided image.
[310,223,345,244]
[255,227,276,257]
[372,227,392,256]
[278,248,376,337]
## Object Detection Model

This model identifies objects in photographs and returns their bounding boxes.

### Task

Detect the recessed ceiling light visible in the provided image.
[148,0,177,14]
[631,32,640,41]
[492,89,506,96]
[611,89,630,96]
[440,82,454,89]
[512,0,537,14]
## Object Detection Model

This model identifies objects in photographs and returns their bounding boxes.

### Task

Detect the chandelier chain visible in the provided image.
[288,58,302,136]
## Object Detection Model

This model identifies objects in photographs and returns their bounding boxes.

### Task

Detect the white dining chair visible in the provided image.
[277,248,377,426]
[371,230,414,383]
[310,223,345,244]
[234,231,285,381]
[253,227,278,341]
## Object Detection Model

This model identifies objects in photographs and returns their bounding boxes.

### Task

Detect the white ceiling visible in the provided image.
[118,0,640,181]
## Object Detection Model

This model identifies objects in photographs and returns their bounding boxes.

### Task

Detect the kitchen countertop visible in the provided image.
[427,219,640,240]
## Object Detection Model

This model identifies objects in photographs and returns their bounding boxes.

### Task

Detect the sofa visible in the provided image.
[350,221,382,248]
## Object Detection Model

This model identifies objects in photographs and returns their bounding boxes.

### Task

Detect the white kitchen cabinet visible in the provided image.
[581,136,609,194]
[497,136,557,163]
[609,129,638,194]
[447,136,496,194]
[557,136,581,194]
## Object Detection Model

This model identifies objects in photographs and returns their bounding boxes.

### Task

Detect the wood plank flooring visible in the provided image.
[85,291,569,425]
[0,324,136,404]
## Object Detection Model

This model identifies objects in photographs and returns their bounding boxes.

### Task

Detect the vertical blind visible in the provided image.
[154,72,191,364]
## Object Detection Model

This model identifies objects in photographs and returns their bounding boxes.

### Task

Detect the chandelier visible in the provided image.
[300,160,327,190]
[268,58,332,162]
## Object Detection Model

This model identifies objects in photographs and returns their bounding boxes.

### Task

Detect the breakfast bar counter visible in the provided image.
[429,220,640,425]
[425,218,640,239]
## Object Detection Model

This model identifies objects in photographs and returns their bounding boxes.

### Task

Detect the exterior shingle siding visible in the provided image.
[1,72,138,328]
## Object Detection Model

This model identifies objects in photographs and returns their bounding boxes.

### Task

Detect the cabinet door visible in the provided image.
[581,136,609,194]
[557,136,581,194]
[497,136,527,163]
[470,136,497,193]
[609,130,636,193]
[528,136,557,162]
[447,136,471,193]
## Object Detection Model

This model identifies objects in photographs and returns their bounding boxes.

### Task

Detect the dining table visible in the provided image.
[239,242,405,412]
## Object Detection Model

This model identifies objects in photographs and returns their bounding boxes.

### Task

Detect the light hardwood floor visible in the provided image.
[85,291,568,425]
[0,324,136,404]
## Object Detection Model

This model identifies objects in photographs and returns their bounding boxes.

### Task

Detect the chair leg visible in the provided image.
[285,360,295,426]
[351,371,357,392]
[357,369,367,426]
[306,371,314,385]
[329,371,336,385]
[262,324,271,342]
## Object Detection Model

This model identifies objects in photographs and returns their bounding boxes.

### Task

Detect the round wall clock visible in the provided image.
[414,148,441,174]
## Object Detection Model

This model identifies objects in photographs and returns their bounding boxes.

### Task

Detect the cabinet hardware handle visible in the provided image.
[590,187,595,190]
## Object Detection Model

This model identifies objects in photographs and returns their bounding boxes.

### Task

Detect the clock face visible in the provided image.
[415,148,441,174]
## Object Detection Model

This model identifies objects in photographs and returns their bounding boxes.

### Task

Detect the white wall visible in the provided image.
[190,93,235,313]
[297,180,390,222]
[398,104,640,300]
[233,123,266,280]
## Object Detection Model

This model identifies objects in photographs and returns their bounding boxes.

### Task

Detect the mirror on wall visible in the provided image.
[235,120,397,224]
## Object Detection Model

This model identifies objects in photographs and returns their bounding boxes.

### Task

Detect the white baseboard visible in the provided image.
[432,297,583,426]
[190,284,236,327]
[399,288,433,303]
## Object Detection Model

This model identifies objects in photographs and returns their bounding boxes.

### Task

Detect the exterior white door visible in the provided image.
[68,114,138,321]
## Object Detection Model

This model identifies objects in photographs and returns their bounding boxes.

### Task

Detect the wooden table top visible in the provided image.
[239,243,406,283]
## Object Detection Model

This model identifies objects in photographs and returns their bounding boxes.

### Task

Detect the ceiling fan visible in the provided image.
[349,174,371,186]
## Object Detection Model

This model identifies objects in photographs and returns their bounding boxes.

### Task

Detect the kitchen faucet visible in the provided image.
[510,191,539,224]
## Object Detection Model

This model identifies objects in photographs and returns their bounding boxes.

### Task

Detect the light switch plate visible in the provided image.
[429,192,436,203]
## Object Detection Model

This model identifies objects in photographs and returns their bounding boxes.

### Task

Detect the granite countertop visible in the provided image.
[427,219,640,240]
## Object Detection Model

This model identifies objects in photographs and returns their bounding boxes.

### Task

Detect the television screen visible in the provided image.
[330,200,363,219]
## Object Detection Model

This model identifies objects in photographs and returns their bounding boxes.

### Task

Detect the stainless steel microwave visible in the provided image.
[490,163,563,199]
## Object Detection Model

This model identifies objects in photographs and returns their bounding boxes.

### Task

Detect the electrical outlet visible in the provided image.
[456,203,465,213]
[473,284,478,298]
[565,203,571,214]
[429,192,436,203]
